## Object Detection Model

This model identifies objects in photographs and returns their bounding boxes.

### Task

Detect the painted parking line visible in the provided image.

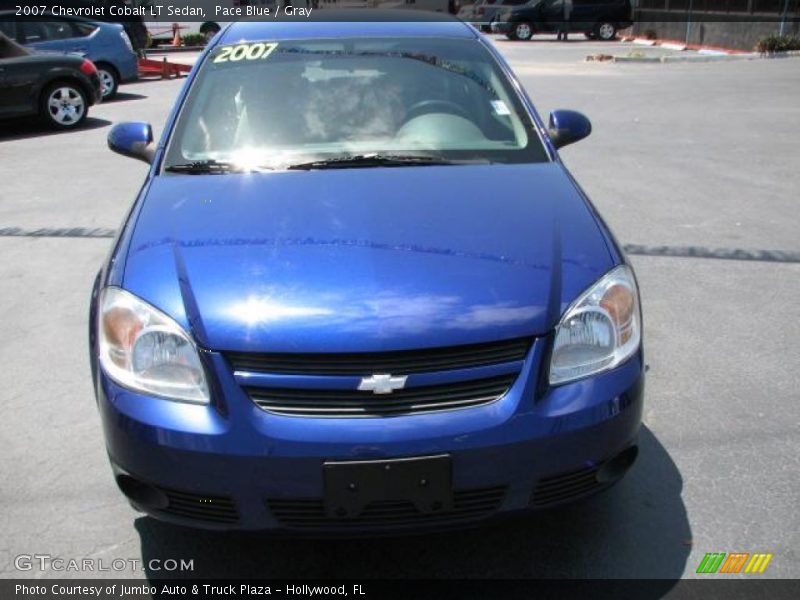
[1,227,798,265]
[0,227,115,239]
[623,244,800,264]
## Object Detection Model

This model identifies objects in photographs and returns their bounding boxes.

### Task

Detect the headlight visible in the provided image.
[98,287,210,403]
[549,265,641,385]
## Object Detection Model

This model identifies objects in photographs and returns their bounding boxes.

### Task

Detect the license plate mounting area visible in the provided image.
[323,455,453,519]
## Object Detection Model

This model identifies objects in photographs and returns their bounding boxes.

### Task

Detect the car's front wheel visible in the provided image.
[511,22,534,41]
[95,63,119,100]
[41,82,88,129]
[595,21,617,41]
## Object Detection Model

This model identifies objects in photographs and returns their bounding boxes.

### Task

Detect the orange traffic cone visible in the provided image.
[171,23,182,48]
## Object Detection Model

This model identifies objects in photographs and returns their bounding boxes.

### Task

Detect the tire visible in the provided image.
[95,63,119,100]
[512,22,534,41]
[40,82,88,129]
[595,22,617,41]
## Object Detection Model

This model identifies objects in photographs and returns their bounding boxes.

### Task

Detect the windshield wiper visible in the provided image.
[164,159,239,175]
[164,160,273,175]
[286,154,489,171]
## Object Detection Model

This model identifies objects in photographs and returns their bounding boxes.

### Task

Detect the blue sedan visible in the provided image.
[91,12,644,533]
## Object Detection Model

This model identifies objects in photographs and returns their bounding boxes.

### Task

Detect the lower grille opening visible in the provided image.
[155,487,239,524]
[531,463,607,507]
[532,446,638,507]
[267,486,507,529]
[248,374,516,418]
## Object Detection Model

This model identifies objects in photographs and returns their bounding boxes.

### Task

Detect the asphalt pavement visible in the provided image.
[0,36,798,582]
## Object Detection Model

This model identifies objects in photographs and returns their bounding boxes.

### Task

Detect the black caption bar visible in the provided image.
[1,0,798,23]
[3,579,800,600]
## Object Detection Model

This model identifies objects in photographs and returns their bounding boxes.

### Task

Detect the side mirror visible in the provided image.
[548,110,591,149]
[107,122,154,164]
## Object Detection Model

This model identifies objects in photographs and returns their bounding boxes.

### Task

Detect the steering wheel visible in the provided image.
[403,99,471,123]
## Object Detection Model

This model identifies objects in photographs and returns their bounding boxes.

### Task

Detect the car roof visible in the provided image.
[220,10,478,44]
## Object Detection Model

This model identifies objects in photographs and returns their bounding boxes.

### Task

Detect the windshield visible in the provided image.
[163,36,549,172]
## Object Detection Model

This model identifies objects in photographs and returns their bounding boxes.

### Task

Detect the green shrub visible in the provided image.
[755,35,800,54]
[182,33,206,47]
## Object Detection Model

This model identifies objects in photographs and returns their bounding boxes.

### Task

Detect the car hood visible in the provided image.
[123,163,614,353]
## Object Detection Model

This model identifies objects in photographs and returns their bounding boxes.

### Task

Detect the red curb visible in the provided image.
[138,57,192,79]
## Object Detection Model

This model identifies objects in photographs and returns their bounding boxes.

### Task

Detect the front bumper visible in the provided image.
[96,339,644,533]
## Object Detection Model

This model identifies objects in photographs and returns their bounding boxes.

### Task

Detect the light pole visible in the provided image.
[779,0,791,36]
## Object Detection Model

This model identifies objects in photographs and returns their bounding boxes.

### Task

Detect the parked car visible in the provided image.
[0,11,138,99]
[0,32,102,129]
[459,0,536,33]
[491,0,633,41]
[91,12,644,533]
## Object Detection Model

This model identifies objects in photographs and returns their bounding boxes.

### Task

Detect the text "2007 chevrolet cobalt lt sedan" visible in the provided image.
[90,12,644,532]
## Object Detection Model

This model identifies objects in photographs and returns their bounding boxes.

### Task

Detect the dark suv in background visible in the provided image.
[491,0,633,41]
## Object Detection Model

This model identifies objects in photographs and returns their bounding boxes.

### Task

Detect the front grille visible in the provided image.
[225,337,531,376]
[247,374,515,417]
[530,463,607,507]
[267,486,507,529]
[157,487,239,524]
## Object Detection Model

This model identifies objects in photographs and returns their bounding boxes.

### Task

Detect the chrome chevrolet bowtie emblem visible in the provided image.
[358,374,407,395]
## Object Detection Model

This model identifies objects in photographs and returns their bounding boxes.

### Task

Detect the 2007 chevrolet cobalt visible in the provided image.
[90,13,644,532]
